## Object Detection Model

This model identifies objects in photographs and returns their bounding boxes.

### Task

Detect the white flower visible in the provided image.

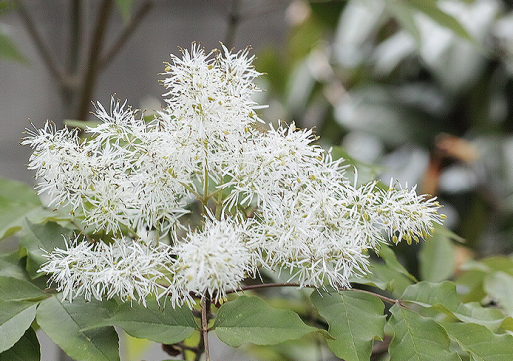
[170,215,255,304]
[26,44,445,307]
[39,236,175,306]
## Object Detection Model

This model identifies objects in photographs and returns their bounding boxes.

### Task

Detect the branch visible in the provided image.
[76,0,114,120]
[229,282,401,305]
[99,0,153,71]
[16,0,63,84]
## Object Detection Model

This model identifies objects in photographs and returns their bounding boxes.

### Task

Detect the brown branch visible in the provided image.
[99,0,153,70]
[17,0,63,84]
[76,0,114,120]
[228,282,401,305]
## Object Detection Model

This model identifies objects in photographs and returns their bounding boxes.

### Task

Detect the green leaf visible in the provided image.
[0,277,47,301]
[36,295,120,361]
[214,296,318,347]
[379,244,417,282]
[0,301,37,353]
[0,32,27,63]
[483,272,513,317]
[351,245,415,296]
[0,252,29,281]
[388,304,461,360]
[419,225,456,282]
[88,299,196,344]
[311,289,385,361]
[401,281,512,331]
[351,261,413,296]
[0,178,41,240]
[0,327,40,361]
[19,220,72,279]
[443,322,513,361]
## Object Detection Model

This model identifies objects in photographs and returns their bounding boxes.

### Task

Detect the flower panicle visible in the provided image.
[27,44,445,308]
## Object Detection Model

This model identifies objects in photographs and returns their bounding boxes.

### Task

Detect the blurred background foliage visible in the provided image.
[256,0,513,263]
[3,0,513,360]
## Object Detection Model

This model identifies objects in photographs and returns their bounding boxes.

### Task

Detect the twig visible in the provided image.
[228,282,401,305]
[76,0,114,120]
[17,0,63,84]
[99,0,153,70]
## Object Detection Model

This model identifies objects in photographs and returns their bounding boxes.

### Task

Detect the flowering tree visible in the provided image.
[0,44,512,361]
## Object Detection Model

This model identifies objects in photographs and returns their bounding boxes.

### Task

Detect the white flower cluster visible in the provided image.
[24,44,444,307]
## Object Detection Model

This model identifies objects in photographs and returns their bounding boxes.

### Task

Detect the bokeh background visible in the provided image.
[2,0,513,360]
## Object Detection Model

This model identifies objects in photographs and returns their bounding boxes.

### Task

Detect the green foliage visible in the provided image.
[350,244,416,296]
[88,299,196,344]
[388,304,462,361]
[0,276,47,302]
[0,178,41,240]
[311,289,385,361]
[0,302,37,353]
[442,322,513,361]
[2,0,513,359]
[19,220,72,279]
[401,281,513,331]
[36,296,120,361]
[0,327,40,361]
[213,295,319,347]
[419,224,457,282]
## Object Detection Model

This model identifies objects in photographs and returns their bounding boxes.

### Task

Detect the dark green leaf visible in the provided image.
[36,295,120,361]
[88,299,196,344]
[388,304,461,360]
[311,289,385,361]
[0,276,47,301]
[214,296,318,347]
[0,178,41,240]
[19,220,72,279]
[0,327,40,361]
[0,301,37,353]
[442,322,513,361]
